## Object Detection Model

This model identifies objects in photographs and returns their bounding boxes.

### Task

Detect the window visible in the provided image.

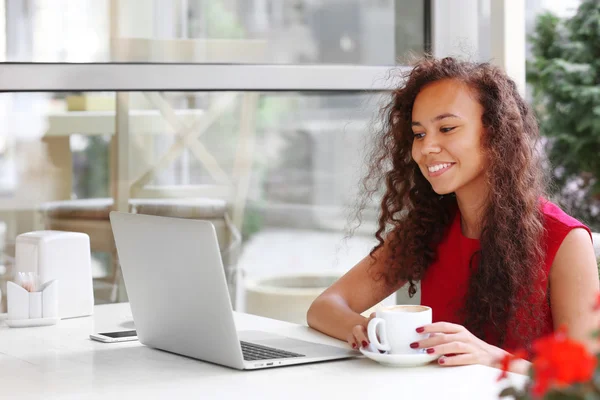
[0,0,428,315]
[4,0,429,64]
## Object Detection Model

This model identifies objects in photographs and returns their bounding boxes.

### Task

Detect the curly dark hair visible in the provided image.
[361,56,548,348]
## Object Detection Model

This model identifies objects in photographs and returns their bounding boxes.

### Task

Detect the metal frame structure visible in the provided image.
[0,63,399,93]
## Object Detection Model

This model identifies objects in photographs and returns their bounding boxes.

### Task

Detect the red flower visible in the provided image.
[530,326,597,397]
[497,350,528,381]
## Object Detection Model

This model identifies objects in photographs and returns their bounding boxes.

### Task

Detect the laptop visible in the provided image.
[109,211,356,370]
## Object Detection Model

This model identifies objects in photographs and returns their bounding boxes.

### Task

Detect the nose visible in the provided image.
[420,133,441,156]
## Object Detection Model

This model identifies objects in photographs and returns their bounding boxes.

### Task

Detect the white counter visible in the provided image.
[0,303,526,399]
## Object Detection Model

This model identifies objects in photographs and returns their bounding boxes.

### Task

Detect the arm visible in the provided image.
[502,228,599,375]
[306,241,406,346]
[549,227,600,351]
[501,228,598,375]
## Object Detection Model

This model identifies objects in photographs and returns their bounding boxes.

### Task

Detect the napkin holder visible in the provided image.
[15,231,94,319]
[6,280,59,327]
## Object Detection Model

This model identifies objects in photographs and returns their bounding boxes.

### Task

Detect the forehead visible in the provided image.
[412,79,482,120]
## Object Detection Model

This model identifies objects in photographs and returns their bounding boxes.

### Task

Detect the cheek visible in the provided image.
[411,144,420,163]
[461,145,486,172]
[470,141,486,166]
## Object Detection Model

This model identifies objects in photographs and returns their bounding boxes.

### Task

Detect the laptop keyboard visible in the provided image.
[240,341,305,361]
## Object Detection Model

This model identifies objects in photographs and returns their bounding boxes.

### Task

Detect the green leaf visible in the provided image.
[592,359,600,391]
[544,388,588,400]
[584,390,600,400]
[500,386,522,398]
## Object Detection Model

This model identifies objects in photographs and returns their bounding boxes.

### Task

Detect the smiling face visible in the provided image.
[410,79,487,196]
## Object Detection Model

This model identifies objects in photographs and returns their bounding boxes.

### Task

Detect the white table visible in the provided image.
[0,303,526,399]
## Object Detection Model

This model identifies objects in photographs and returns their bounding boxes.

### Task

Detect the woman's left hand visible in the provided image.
[412,322,508,367]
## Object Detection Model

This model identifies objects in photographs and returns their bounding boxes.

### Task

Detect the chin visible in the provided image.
[430,185,455,196]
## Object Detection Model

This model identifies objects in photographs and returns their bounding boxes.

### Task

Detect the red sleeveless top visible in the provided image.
[420,200,592,353]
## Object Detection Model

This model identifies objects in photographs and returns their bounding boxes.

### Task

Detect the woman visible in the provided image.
[306,57,599,374]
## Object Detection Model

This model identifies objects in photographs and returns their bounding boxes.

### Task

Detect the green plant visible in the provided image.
[527,0,600,231]
[74,136,109,199]
[205,1,245,39]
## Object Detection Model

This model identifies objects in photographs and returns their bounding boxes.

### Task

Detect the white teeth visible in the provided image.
[428,163,452,173]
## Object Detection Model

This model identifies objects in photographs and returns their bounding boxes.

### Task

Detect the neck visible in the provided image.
[455,184,489,239]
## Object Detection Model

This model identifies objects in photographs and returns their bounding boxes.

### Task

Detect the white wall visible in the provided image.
[432,0,527,96]
[432,0,481,60]
[490,0,526,95]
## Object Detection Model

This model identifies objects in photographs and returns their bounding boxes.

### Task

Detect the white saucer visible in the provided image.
[359,347,440,367]
[5,317,60,328]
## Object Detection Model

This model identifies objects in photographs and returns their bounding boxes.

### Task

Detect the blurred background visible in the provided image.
[0,0,597,323]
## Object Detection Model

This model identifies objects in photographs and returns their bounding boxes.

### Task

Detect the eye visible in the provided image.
[413,132,425,140]
[440,126,456,133]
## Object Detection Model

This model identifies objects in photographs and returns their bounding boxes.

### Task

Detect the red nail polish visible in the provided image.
[416,327,425,333]
[362,341,368,348]
[352,343,357,349]
[410,342,419,349]
[439,357,445,365]
[426,348,435,354]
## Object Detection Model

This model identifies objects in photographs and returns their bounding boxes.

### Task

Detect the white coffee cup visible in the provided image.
[367,305,432,355]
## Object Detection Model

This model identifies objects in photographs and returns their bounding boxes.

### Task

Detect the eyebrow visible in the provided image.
[411,113,461,127]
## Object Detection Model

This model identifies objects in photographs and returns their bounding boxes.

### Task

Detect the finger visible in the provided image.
[347,324,366,349]
[417,322,465,334]
[411,333,457,349]
[352,324,370,349]
[346,333,359,350]
[428,341,474,357]
[438,353,477,366]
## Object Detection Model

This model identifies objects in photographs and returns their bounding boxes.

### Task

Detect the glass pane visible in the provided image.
[3,0,427,65]
[0,90,385,314]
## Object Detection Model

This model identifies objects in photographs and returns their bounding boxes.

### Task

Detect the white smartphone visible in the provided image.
[90,330,138,343]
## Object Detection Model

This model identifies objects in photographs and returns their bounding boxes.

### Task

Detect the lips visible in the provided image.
[427,162,455,177]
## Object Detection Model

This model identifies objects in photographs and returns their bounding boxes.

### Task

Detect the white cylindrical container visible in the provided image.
[244,273,342,325]
[42,280,59,318]
[7,281,29,320]
[29,291,42,319]
[244,272,398,325]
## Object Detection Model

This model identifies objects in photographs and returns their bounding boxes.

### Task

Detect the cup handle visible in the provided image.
[367,318,391,352]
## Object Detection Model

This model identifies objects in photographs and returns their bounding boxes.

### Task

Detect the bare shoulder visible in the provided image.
[551,227,596,276]
[550,227,599,340]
